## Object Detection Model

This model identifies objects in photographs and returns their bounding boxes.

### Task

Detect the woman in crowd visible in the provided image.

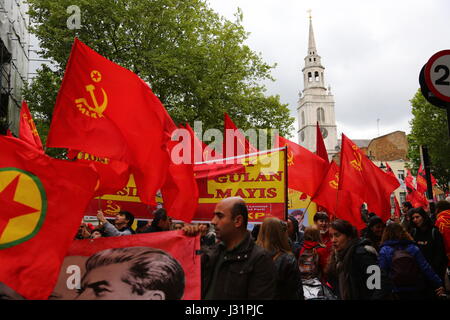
[256,217,304,300]
[361,215,385,252]
[409,207,448,282]
[378,223,445,300]
[326,219,385,300]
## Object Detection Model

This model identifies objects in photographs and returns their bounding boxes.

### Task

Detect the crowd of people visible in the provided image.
[74,196,450,300]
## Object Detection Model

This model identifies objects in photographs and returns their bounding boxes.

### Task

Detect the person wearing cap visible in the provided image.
[97,210,135,237]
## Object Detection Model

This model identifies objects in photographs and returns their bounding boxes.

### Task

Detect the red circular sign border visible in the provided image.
[424,49,450,103]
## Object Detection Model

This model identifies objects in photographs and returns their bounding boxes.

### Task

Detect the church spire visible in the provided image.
[308,11,317,54]
[302,11,325,91]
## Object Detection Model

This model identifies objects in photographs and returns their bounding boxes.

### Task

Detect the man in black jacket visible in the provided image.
[183,197,277,300]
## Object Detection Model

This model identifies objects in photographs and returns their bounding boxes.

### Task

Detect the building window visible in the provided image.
[308,72,312,82]
[317,107,325,123]
[400,192,406,204]
[398,170,405,181]
[314,71,319,81]
[301,111,305,126]
[301,131,305,142]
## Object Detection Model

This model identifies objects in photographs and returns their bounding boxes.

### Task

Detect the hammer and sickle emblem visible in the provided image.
[75,70,108,118]
[350,145,363,171]
[287,150,294,166]
[329,172,339,189]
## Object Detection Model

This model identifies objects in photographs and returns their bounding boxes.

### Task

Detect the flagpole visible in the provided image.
[284,146,289,221]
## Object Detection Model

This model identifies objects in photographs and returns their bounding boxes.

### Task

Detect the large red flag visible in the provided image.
[406,188,429,209]
[223,112,258,158]
[46,38,170,205]
[339,134,400,222]
[19,101,43,151]
[67,150,130,197]
[311,161,366,230]
[0,135,98,299]
[316,122,329,163]
[385,162,401,218]
[275,135,328,197]
[405,169,416,191]
[161,120,199,223]
[416,164,437,194]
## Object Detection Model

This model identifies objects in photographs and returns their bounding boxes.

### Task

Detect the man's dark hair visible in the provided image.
[231,201,248,228]
[313,211,329,222]
[436,200,450,214]
[119,211,135,228]
[402,201,413,210]
[151,208,168,228]
[83,247,185,300]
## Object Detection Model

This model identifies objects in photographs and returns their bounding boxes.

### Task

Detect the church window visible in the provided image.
[315,71,319,81]
[300,131,305,142]
[317,107,325,123]
[301,111,305,126]
[313,58,316,62]
[308,72,312,82]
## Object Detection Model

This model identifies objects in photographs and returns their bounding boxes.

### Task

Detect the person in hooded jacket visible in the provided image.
[378,222,445,300]
[257,217,304,300]
[409,207,448,283]
[435,200,450,292]
[326,219,388,300]
[298,227,329,283]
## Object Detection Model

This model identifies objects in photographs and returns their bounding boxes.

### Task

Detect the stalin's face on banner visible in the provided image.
[51,246,185,300]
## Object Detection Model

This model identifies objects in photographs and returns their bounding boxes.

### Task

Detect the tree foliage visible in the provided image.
[407,89,450,191]
[24,0,294,152]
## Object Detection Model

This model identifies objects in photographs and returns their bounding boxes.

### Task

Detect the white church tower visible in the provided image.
[297,14,338,159]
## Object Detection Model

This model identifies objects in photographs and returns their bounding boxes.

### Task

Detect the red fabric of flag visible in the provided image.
[0,135,98,300]
[223,112,258,158]
[160,121,199,223]
[312,161,366,230]
[316,122,329,163]
[46,38,169,205]
[275,135,328,197]
[405,169,416,191]
[67,150,130,197]
[416,164,437,193]
[339,134,400,222]
[19,101,43,151]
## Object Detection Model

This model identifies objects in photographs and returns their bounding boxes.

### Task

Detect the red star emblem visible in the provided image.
[0,175,39,236]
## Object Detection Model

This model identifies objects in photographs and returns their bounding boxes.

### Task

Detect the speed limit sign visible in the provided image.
[425,50,450,103]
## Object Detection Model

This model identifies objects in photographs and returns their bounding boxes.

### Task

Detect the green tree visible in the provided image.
[24,0,294,153]
[407,89,450,191]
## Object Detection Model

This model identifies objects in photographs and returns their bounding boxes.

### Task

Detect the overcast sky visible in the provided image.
[207,0,450,141]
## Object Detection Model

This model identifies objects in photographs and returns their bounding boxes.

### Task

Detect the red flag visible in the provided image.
[416,164,437,193]
[406,188,429,209]
[339,134,400,222]
[161,121,199,223]
[223,112,258,158]
[275,135,328,197]
[46,38,170,205]
[185,123,222,163]
[393,195,401,218]
[0,135,98,299]
[19,101,43,151]
[316,122,329,163]
[312,161,366,230]
[405,169,416,191]
[68,150,130,197]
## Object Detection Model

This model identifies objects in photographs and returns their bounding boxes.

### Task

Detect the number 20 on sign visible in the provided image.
[425,50,450,102]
